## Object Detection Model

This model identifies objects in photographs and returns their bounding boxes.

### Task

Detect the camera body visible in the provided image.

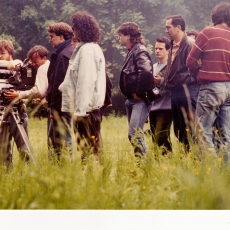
[0,58,37,105]
[151,87,161,99]
[0,58,36,90]
[146,86,161,103]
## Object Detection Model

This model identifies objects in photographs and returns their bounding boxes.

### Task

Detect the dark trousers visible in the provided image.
[0,110,28,166]
[47,110,73,159]
[149,109,172,152]
[171,83,198,150]
[74,110,102,158]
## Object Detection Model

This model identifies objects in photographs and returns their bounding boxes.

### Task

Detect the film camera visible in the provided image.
[0,58,37,105]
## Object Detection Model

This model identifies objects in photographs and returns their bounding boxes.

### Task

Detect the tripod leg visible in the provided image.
[10,107,39,168]
[0,114,11,165]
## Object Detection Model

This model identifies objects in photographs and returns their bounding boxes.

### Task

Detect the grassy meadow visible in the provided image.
[1,115,230,209]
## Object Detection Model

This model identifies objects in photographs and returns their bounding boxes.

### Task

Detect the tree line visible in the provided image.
[0,0,221,114]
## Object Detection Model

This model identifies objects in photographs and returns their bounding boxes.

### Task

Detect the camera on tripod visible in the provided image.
[0,58,37,105]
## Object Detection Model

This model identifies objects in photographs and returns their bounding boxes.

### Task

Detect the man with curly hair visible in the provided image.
[116,22,154,157]
[46,22,74,161]
[187,2,230,161]
[60,11,106,160]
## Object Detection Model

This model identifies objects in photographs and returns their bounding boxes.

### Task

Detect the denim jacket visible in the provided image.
[60,42,106,116]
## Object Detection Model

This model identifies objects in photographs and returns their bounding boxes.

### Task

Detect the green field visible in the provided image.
[1,115,230,209]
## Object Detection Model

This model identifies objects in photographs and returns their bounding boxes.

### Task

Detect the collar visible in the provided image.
[69,42,88,64]
[158,59,167,65]
[171,33,188,50]
[55,39,71,54]
[173,40,181,47]
[127,44,135,51]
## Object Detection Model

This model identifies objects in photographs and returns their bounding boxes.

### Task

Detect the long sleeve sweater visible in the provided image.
[186,24,230,84]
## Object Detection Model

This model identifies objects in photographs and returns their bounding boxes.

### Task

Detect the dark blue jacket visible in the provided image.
[46,39,74,113]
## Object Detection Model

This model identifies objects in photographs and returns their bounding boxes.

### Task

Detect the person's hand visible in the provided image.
[154,75,162,85]
[74,115,83,122]
[32,98,41,104]
[50,114,56,120]
[0,60,15,70]
[4,89,19,101]
[197,58,202,67]
[105,104,112,108]
[132,93,141,100]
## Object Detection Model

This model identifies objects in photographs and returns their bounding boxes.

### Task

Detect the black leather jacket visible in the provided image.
[119,43,154,98]
[164,34,197,89]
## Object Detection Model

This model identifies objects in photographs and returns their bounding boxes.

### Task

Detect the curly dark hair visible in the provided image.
[211,2,230,27]
[166,15,185,31]
[47,22,73,40]
[27,45,48,59]
[155,36,171,50]
[71,11,101,43]
[116,22,145,45]
[0,39,14,57]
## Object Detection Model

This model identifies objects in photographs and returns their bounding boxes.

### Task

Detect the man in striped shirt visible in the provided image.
[186,2,230,162]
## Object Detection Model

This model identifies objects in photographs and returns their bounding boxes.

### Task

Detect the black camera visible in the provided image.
[0,58,37,105]
[0,58,37,90]
[146,86,161,103]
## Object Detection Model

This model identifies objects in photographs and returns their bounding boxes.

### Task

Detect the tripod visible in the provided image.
[0,105,39,168]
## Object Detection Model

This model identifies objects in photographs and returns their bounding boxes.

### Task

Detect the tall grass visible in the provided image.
[0,115,230,209]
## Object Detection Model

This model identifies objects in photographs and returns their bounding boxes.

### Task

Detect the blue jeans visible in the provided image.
[125,98,151,155]
[196,82,230,161]
[171,83,198,150]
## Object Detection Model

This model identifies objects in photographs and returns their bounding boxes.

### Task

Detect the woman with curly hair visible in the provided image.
[60,11,106,161]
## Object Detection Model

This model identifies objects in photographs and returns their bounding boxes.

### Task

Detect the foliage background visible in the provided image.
[0,0,225,114]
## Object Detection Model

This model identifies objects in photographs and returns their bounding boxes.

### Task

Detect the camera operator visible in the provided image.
[0,39,28,167]
[4,46,49,165]
[5,45,49,101]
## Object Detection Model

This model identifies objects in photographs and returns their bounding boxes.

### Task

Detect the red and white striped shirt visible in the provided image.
[186,24,230,84]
